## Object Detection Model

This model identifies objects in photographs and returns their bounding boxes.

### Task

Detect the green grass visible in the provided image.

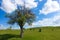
[0,27,60,40]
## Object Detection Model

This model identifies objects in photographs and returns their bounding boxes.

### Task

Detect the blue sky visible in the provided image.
[0,0,60,29]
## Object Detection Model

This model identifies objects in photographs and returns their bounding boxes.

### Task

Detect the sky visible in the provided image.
[0,0,60,29]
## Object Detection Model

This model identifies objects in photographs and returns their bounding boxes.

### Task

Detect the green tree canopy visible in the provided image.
[6,7,36,38]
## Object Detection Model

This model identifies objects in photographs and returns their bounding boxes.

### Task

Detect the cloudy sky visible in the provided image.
[0,0,60,29]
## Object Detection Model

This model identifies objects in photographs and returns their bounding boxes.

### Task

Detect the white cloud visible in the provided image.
[14,0,38,8]
[14,0,24,6]
[25,0,38,9]
[1,0,38,13]
[40,0,60,15]
[1,0,17,13]
[32,13,60,26]
[0,24,7,30]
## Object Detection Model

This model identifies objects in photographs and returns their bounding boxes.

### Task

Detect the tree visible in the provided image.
[7,26,12,30]
[39,28,41,32]
[6,7,36,38]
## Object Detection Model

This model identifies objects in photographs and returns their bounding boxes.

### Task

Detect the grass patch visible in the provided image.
[0,27,60,40]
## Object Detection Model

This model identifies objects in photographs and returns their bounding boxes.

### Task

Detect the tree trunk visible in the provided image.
[18,22,24,38]
[20,26,23,38]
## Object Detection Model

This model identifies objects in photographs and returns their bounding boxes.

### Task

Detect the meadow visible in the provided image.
[0,27,60,40]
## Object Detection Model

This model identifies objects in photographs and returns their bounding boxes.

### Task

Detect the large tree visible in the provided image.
[6,7,36,38]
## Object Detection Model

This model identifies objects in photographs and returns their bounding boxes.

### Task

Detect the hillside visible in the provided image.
[0,27,60,40]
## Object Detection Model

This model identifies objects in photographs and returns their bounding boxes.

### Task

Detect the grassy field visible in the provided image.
[0,27,60,40]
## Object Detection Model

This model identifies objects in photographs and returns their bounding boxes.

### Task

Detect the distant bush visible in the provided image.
[30,28,32,31]
[39,29,41,32]
[7,26,12,30]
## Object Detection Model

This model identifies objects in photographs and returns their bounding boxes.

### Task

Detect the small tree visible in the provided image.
[7,26,12,30]
[10,26,12,30]
[39,28,41,32]
[30,28,32,31]
[6,7,36,38]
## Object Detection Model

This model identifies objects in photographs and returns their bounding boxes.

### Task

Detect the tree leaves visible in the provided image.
[6,7,36,27]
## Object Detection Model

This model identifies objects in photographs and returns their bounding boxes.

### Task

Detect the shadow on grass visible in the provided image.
[0,34,20,40]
